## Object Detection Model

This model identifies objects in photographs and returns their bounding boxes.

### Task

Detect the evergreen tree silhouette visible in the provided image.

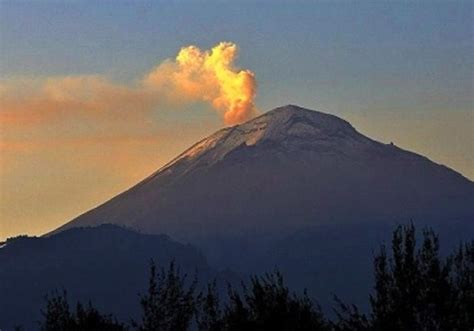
[222,271,329,331]
[36,224,472,331]
[336,224,474,331]
[136,260,197,331]
[332,297,370,331]
[449,241,474,330]
[40,290,74,331]
[40,290,125,331]
[195,281,224,331]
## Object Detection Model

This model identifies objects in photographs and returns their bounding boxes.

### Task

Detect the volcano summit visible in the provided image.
[53,105,473,240]
[7,105,473,324]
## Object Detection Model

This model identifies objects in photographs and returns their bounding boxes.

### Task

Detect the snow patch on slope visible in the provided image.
[158,105,364,173]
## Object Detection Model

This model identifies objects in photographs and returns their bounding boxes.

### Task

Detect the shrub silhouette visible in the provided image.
[134,260,197,331]
[38,225,473,330]
[221,271,329,330]
[40,290,126,331]
[195,281,223,331]
[334,224,474,331]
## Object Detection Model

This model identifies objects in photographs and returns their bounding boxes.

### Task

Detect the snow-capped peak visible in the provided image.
[158,105,362,174]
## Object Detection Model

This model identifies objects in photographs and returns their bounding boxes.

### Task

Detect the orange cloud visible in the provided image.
[145,42,257,125]
[1,42,257,240]
[0,42,257,127]
[0,76,156,127]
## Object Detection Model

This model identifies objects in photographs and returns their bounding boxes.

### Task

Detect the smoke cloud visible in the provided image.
[0,42,257,127]
[0,42,258,240]
[145,42,257,125]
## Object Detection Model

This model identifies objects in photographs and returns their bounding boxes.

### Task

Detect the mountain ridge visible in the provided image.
[154,104,366,172]
[94,105,472,197]
[0,224,213,330]
[31,104,474,320]
[50,104,472,240]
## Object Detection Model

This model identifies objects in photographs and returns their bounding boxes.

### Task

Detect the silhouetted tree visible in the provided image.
[332,297,370,331]
[222,271,329,331]
[136,260,197,331]
[371,224,422,329]
[40,290,126,331]
[336,224,474,331]
[449,241,474,330]
[222,284,253,330]
[40,290,73,331]
[196,281,224,331]
[37,224,473,331]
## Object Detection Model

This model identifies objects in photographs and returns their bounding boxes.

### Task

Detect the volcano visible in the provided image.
[9,105,471,318]
[53,105,473,241]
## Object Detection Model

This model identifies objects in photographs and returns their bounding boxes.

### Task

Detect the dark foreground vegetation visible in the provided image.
[36,225,473,331]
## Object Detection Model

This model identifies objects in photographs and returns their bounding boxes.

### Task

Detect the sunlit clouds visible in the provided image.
[0,42,257,239]
[145,42,257,125]
[0,42,257,128]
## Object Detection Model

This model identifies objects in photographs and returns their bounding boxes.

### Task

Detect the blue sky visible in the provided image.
[2,1,472,112]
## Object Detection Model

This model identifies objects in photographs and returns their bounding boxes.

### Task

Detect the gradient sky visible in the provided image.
[1,1,473,240]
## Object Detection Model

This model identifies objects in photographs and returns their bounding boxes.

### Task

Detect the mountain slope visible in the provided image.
[53,105,473,240]
[40,105,474,314]
[0,224,211,330]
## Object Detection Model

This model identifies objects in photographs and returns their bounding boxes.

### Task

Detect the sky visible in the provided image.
[0,1,473,240]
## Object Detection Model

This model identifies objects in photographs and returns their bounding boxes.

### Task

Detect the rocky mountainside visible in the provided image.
[0,225,212,330]
[45,105,473,312]
[53,105,473,240]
